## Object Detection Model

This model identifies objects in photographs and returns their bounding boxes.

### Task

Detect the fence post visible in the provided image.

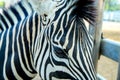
[117,57,120,80]
[116,35,120,80]
[117,64,120,80]
[89,0,104,69]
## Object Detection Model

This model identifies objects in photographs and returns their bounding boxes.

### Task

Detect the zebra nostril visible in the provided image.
[44,14,48,17]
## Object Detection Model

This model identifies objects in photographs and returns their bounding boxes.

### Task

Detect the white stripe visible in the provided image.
[22,1,32,16]
[1,13,11,28]
[35,34,47,71]
[0,19,6,30]
[63,18,75,49]
[11,24,23,79]
[0,31,6,51]
[14,4,25,20]
[7,9,18,24]
[17,21,35,78]
[3,28,10,80]
[21,19,34,73]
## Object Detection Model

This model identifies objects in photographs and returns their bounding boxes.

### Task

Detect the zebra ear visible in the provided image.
[75,0,97,25]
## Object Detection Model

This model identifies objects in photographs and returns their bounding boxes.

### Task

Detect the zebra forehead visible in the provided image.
[27,0,78,13]
[28,0,58,15]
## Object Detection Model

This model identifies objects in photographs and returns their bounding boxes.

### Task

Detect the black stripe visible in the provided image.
[23,16,36,73]
[19,2,29,17]
[6,27,17,79]
[35,30,46,67]
[0,32,7,80]
[3,10,14,26]
[1,13,9,28]
[10,7,21,21]
[0,23,4,31]
[18,19,28,70]
[50,71,76,80]
[66,17,76,50]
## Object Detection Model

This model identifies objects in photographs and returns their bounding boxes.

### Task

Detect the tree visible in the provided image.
[104,0,120,11]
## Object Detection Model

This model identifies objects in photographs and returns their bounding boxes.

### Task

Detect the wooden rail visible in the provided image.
[100,39,120,80]
[100,39,120,62]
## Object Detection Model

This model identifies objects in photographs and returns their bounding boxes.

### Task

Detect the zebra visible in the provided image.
[0,0,97,80]
[0,0,33,32]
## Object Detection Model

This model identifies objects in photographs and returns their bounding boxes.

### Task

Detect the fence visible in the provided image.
[100,39,120,80]
[92,0,120,80]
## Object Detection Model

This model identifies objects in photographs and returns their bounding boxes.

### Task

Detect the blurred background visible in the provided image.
[98,0,120,80]
[0,0,120,80]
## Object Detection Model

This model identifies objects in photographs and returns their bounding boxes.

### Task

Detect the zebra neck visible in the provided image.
[0,0,33,31]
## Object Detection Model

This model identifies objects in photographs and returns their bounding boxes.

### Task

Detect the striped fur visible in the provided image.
[0,0,97,80]
[0,0,33,32]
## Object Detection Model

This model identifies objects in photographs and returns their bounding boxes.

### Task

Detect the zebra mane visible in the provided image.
[75,0,97,24]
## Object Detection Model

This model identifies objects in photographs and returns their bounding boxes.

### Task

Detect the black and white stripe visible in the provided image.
[0,0,33,32]
[0,1,35,80]
[0,0,97,80]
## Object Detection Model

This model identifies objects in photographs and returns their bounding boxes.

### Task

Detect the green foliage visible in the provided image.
[104,0,120,11]
[109,5,120,11]
[0,1,5,8]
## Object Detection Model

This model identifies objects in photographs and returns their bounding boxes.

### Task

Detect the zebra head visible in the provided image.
[27,0,97,79]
